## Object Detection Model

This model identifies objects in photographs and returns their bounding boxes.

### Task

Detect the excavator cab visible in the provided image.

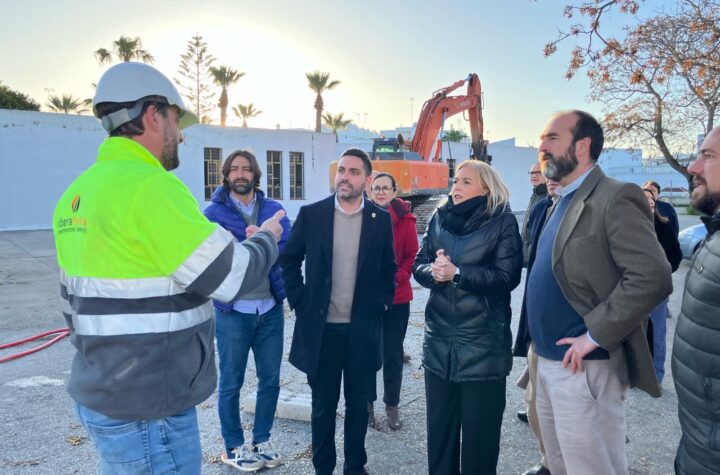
[370,137,423,161]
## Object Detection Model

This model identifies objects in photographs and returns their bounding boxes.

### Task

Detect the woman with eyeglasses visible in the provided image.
[643,188,682,384]
[413,160,522,475]
[366,172,419,430]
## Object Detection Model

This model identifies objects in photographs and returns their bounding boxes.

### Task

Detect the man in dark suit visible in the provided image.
[526,111,672,474]
[514,179,559,475]
[521,162,548,267]
[280,148,396,475]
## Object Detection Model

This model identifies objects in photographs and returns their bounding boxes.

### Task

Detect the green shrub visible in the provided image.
[685,205,702,215]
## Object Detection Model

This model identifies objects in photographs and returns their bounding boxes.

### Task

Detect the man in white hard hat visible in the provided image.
[54,62,284,473]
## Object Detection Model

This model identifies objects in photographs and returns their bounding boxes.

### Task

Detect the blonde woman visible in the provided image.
[413,160,523,474]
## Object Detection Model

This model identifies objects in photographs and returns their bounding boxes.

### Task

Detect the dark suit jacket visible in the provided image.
[280,195,397,377]
[551,167,672,397]
[656,199,679,236]
[513,195,554,358]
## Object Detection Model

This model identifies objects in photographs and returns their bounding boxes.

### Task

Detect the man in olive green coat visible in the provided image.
[526,110,672,475]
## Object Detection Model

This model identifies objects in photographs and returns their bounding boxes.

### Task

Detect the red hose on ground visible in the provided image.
[0,328,70,364]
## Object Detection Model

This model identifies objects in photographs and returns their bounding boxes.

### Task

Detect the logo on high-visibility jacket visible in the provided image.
[71,195,81,213]
[57,195,88,234]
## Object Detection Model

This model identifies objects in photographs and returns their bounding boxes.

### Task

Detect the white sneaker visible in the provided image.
[255,441,283,468]
[222,444,265,472]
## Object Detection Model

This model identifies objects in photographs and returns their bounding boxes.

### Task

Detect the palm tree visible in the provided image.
[46,94,91,114]
[95,36,154,65]
[210,66,244,126]
[306,71,340,133]
[232,103,263,128]
[443,129,468,142]
[322,112,353,138]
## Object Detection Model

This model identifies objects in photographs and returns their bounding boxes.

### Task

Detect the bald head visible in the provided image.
[529,162,546,187]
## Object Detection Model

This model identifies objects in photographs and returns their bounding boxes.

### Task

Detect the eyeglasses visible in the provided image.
[372,186,393,193]
[528,171,542,176]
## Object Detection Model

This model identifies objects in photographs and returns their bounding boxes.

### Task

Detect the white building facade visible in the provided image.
[1,109,692,231]
[0,110,337,231]
[599,149,691,205]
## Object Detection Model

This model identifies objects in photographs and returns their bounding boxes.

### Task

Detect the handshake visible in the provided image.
[246,210,285,242]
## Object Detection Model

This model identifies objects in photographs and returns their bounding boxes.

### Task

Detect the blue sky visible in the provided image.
[1,0,672,145]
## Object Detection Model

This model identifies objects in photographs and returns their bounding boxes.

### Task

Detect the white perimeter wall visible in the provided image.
[0,110,337,230]
[0,110,105,231]
[486,142,539,213]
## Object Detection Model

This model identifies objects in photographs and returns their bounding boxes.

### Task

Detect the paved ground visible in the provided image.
[0,217,701,474]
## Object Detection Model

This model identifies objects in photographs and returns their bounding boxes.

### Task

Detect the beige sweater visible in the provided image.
[326,208,363,323]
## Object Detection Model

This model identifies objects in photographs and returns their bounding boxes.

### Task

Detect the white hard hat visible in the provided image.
[93,62,198,133]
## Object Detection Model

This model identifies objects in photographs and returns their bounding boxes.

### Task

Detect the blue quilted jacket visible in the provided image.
[204,186,290,310]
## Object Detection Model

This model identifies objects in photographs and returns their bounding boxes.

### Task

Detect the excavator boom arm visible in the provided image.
[410,73,489,163]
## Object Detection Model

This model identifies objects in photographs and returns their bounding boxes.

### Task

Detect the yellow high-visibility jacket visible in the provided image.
[54,137,277,420]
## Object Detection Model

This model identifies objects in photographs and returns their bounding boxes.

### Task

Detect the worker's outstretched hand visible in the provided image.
[260,210,285,242]
[245,225,260,238]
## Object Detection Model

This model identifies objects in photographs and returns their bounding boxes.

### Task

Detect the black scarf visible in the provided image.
[533,183,548,196]
[439,195,488,235]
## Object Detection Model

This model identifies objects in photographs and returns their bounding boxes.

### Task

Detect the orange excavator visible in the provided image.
[329,73,490,208]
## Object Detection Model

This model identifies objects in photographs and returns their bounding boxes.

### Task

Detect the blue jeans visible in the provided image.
[650,297,669,383]
[215,303,284,451]
[76,403,201,474]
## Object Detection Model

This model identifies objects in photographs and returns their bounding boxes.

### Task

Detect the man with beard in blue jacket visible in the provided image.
[204,149,291,473]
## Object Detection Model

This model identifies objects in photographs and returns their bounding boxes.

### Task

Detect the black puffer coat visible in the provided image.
[672,212,720,475]
[413,200,523,382]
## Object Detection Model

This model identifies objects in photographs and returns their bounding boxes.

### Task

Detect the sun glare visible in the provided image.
[148,20,337,130]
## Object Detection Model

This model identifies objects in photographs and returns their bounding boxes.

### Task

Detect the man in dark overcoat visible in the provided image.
[280,148,396,475]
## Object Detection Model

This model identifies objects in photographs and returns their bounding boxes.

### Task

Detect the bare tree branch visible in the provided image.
[547,0,720,188]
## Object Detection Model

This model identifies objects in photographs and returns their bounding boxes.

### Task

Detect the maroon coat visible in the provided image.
[388,198,419,304]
